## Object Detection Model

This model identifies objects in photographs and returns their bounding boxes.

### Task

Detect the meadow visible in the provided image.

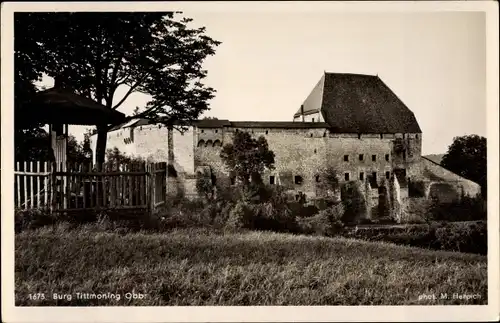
[15,224,487,306]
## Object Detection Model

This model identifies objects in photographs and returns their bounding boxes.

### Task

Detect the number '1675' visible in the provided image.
[29,293,45,300]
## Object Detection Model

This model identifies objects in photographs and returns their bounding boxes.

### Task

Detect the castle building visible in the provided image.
[90,73,480,202]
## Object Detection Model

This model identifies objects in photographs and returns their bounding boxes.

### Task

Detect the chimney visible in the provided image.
[300,104,304,122]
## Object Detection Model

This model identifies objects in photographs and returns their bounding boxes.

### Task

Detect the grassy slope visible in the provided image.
[15,226,487,306]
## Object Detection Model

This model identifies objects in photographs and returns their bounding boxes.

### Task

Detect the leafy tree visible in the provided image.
[441,135,487,197]
[220,131,275,186]
[14,12,221,164]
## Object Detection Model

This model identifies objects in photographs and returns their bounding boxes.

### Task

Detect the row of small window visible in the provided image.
[344,171,391,182]
[344,154,390,162]
[265,171,391,185]
[197,139,222,147]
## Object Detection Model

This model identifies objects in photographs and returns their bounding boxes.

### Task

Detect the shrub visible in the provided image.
[341,181,367,223]
[15,209,57,233]
[349,221,487,255]
[296,203,344,236]
[428,195,486,222]
[225,201,252,230]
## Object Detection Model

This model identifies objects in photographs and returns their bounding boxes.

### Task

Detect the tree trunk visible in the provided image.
[95,125,109,165]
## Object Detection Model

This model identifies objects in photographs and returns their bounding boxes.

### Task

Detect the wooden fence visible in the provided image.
[14,161,167,214]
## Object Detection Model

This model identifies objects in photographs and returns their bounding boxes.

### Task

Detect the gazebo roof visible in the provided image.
[17,87,127,126]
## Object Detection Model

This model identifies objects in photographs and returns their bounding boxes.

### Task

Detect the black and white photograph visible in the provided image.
[1,1,499,322]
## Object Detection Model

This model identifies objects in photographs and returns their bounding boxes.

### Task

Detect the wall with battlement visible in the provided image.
[90,122,428,202]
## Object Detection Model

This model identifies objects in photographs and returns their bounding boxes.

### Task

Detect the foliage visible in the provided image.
[105,147,145,166]
[441,135,487,197]
[296,203,345,236]
[315,167,340,200]
[225,201,252,230]
[347,221,487,255]
[426,195,487,222]
[220,131,275,186]
[14,12,221,163]
[195,169,217,201]
[340,181,367,223]
[16,227,486,305]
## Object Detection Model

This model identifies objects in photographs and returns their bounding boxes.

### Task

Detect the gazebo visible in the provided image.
[16,86,127,210]
[17,86,126,166]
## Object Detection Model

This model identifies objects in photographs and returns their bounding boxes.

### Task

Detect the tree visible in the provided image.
[441,135,487,197]
[14,12,221,164]
[220,131,275,186]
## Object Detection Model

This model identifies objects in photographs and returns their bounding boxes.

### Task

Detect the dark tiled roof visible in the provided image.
[194,119,232,128]
[320,73,422,133]
[230,121,329,128]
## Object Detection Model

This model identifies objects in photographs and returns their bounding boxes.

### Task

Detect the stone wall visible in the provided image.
[418,157,481,199]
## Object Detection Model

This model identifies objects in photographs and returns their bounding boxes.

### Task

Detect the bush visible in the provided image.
[348,221,487,255]
[15,209,57,233]
[341,181,367,223]
[296,203,344,236]
[225,201,253,230]
[428,195,486,222]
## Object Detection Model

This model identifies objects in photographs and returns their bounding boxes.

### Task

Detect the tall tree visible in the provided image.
[220,131,275,186]
[441,135,487,197]
[14,12,221,163]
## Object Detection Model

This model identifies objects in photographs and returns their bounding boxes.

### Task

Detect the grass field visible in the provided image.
[15,224,487,306]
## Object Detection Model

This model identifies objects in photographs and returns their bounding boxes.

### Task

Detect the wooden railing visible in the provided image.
[14,161,167,213]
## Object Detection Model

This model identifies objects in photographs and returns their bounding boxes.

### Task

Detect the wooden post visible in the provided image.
[110,162,116,208]
[16,162,21,208]
[148,163,154,214]
[36,161,41,208]
[43,162,48,208]
[50,162,56,213]
[23,161,28,210]
[128,163,133,207]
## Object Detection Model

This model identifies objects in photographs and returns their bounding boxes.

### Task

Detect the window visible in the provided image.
[230,177,236,185]
[312,118,315,122]
[345,173,350,181]
[315,175,320,182]
[358,134,361,139]
[269,176,275,185]
[372,155,376,162]
[201,130,204,133]
[385,154,390,161]
[314,149,317,154]
[197,140,205,147]
[310,133,313,137]
[385,171,390,179]
[359,172,364,181]
[416,134,419,139]
[215,130,218,133]
[344,155,349,162]
[265,130,268,135]
[403,151,406,160]
[213,140,222,147]
[380,134,383,139]
[294,175,303,185]
[359,154,364,161]
[372,172,377,179]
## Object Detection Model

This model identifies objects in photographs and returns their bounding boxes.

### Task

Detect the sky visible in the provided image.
[38,11,486,155]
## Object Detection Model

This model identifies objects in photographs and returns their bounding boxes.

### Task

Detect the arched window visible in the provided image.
[213,140,222,147]
[197,140,205,147]
[205,140,213,147]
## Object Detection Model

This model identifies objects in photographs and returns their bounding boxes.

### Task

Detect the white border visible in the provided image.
[2,1,499,322]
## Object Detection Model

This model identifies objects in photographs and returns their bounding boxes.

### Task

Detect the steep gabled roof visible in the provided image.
[320,73,422,133]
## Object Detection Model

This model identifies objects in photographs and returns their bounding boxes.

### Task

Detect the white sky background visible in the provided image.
[37,11,486,155]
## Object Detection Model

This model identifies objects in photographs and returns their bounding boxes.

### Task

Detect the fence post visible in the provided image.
[148,163,154,216]
[50,162,56,214]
